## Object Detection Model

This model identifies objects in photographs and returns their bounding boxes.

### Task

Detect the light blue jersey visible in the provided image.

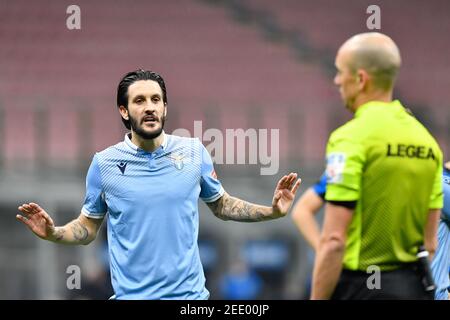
[82,133,224,300]
[431,167,450,300]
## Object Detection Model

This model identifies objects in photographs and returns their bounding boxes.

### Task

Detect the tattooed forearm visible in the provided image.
[47,214,101,245]
[71,220,89,242]
[207,193,272,222]
[54,227,66,241]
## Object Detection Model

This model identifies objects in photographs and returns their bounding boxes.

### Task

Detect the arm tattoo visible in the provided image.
[207,193,271,222]
[71,220,89,242]
[54,228,66,241]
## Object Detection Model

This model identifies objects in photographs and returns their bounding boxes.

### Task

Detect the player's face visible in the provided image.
[124,80,167,140]
[334,49,359,112]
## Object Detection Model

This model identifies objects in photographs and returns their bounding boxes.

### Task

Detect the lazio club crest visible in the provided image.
[169,153,185,170]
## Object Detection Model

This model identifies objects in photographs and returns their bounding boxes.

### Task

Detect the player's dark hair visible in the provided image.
[116,69,167,129]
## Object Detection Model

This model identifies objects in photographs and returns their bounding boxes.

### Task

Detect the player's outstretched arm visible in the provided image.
[207,173,301,222]
[17,202,103,245]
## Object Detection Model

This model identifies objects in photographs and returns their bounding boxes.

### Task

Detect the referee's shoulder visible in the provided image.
[328,118,361,142]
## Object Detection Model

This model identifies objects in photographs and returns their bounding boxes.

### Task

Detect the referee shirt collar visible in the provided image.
[124,131,167,153]
[355,99,403,118]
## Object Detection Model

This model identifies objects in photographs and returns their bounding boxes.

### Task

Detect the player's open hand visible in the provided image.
[17,202,56,240]
[272,173,301,217]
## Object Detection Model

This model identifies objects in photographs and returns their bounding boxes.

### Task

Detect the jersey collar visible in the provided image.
[124,131,168,153]
[355,100,403,118]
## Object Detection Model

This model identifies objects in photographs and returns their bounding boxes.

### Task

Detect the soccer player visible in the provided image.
[17,69,301,300]
[311,33,443,299]
[291,174,326,298]
[431,161,450,300]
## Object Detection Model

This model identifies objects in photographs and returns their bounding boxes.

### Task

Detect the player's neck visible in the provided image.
[130,131,165,152]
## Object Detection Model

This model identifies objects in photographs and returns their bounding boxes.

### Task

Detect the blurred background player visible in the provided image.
[291,173,326,252]
[16,69,301,300]
[219,258,263,300]
[431,161,450,300]
[291,173,326,297]
[311,32,443,300]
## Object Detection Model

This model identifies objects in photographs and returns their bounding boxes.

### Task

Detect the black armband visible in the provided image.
[327,200,357,209]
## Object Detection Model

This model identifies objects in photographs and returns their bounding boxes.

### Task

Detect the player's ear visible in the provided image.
[163,103,167,118]
[119,105,129,120]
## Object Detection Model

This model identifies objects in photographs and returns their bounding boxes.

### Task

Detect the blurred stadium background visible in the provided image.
[0,0,449,299]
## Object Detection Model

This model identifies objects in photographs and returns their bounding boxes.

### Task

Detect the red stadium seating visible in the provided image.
[0,0,448,169]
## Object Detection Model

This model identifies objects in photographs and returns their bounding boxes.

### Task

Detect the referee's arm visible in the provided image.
[310,201,353,300]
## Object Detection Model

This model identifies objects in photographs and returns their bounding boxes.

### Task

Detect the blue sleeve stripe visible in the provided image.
[81,208,106,219]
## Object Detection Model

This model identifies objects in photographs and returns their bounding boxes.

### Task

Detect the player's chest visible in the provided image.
[102,154,200,197]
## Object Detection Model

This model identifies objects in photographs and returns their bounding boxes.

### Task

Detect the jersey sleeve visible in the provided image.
[81,154,107,218]
[199,141,225,203]
[430,221,450,300]
[324,132,365,202]
[442,169,450,221]
[312,172,327,199]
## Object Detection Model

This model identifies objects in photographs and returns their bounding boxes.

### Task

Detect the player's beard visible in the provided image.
[129,113,166,140]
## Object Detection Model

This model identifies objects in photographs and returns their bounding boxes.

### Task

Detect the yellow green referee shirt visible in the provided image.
[325,100,443,271]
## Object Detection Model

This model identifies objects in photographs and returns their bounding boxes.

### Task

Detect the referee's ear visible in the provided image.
[357,69,370,91]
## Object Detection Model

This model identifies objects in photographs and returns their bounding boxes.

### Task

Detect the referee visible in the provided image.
[311,33,444,299]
